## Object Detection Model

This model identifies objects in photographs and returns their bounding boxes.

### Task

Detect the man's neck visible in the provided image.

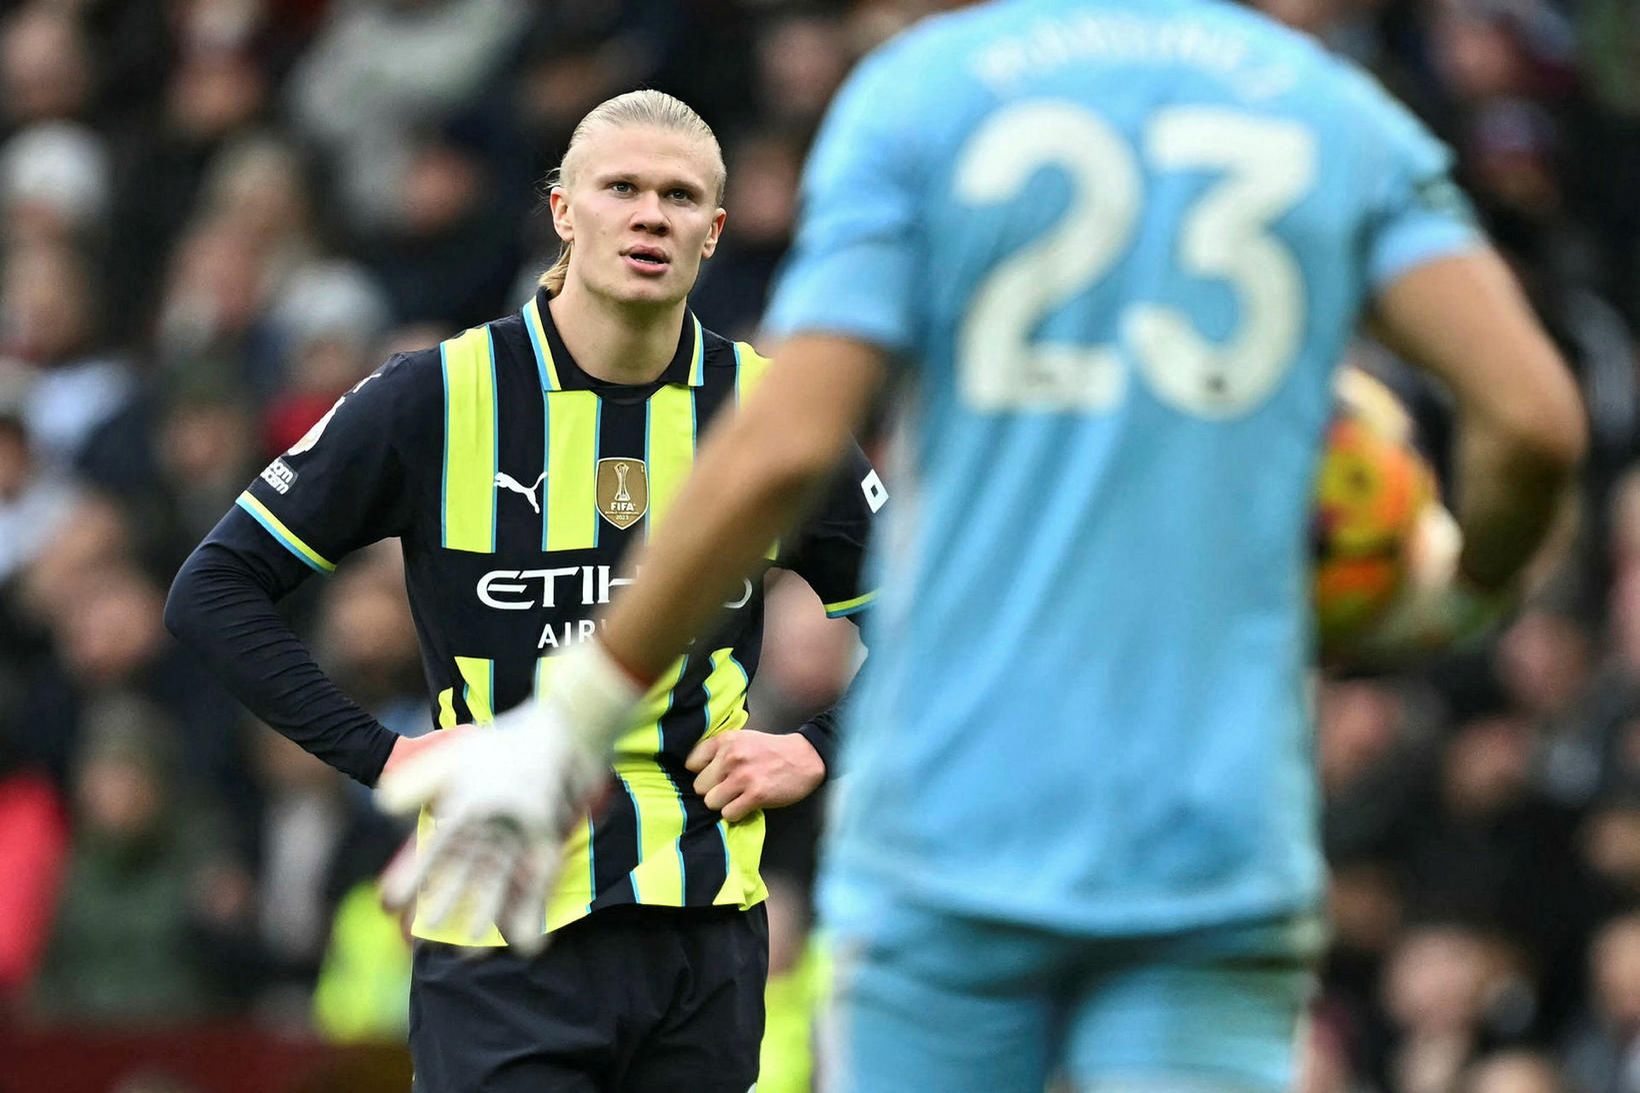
[548,280,685,386]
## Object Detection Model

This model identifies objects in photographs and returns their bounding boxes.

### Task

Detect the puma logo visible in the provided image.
[494,471,546,514]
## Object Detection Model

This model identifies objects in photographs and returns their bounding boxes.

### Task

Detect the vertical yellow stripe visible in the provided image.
[645,384,695,534]
[614,659,689,906]
[440,328,497,553]
[436,687,457,730]
[611,658,687,756]
[688,314,705,385]
[625,766,686,906]
[545,391,599,551]
[544,820,595,931]
[701,649,751,737]
[454,656,494,724]
[717,811,767,908]
[697,649,768,908]
[523,296,561,390]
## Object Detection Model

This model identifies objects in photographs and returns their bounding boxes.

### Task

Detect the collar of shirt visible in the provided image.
[522,287,707,395]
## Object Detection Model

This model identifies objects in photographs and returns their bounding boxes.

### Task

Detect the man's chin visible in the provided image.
[601,275,689,310]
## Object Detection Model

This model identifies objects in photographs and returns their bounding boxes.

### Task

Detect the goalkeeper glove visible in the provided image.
[376,638,644,953]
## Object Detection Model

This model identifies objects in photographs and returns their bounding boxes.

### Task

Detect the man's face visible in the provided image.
[551,125,726,308]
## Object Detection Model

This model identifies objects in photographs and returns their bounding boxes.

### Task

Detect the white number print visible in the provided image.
[956,103,1139,412]
[954,101,1317,418]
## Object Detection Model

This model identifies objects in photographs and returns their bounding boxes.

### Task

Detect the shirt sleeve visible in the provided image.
[1344,69,1485,292]
[762,39,924,354]
[795,705,843,778]
[164,519,399,786]
[779,443,886,620]
[235,351,425,573]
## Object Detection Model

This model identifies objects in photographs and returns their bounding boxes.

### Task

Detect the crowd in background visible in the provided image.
[1,1,1639,1091]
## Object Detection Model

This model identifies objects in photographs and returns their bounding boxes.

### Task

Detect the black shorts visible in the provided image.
[409,904,768,1093]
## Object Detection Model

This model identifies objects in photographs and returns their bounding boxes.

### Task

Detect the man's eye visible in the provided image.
[611,181,633,194]
[668,189,693,202]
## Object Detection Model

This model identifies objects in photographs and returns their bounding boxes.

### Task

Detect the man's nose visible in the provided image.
[630,192,669,233]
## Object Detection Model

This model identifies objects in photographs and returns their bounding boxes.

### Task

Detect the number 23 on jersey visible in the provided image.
[956,101,1317,419]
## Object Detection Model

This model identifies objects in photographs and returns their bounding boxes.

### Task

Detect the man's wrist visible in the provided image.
[537,638,648,754]
[794,721,834,781]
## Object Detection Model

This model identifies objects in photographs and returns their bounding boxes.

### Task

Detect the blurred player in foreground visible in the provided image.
[380,2,1587,1089]
[168,91,882,1091]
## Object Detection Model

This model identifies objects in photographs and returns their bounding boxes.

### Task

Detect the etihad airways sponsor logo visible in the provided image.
[477,565,753,612]
[479,565,756,651]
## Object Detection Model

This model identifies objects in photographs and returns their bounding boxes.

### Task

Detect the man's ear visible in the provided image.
[701,207,727,260]
[549,187,574,245]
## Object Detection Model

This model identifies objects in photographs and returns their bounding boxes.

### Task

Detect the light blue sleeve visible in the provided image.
[762,42,924,354]
[1347,70,1485,290]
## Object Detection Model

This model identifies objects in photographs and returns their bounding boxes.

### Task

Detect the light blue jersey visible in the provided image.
[766,0,1480,940]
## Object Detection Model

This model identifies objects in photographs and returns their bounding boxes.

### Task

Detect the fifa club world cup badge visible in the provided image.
[597,458,649,530]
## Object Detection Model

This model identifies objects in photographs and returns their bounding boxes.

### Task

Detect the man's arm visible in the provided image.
[1368,250,1586,592]
[164,529,400,785]
[601,335,886,685]
[167,350,457,784]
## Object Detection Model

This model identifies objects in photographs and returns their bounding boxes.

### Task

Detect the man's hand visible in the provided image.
[373,640,644,955]
[380,723,475,779]
[686,731,825,822]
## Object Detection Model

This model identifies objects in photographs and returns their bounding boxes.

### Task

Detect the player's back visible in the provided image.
[795,0,1478,934]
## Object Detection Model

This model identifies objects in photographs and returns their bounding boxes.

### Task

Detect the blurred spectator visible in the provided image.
[1563,912,1640,1092]
[753,13,850,137]
[1380,924,1535,1093]
[287,0,530,233]
[161,386,259,539]
[1,240,135,468]
[30,696,248,1025]
[516,2,679,163]
[251,727,403,1025]
[692,131,803,341]
[310,879,411,1043]
[357,123,523,329]
[101,6,272,341]
[0,764,67,1002]
[262,259,390,452]
[0,391,80,585]
[154,214,278,383]
[314,549,425,738]
[0,121,111,247]
[1464,1050,1567,1093]
[13,556,258,840]
[0,5,93,134]
[1319,678,1435,861]
[1398,715,1588,1013]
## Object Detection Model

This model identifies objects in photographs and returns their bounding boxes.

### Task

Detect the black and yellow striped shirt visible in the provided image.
[227,288,883,942]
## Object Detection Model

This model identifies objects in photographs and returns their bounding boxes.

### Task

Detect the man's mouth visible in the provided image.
[623,247,670,270]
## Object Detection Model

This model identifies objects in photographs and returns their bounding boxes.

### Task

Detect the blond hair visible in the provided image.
[539,91,726,296]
